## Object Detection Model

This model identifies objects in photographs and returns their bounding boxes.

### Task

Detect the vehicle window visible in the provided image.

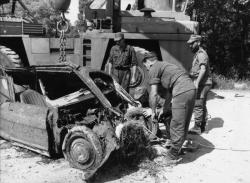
[121,0,173,11]
[120,0,137,10]
[175,0,187,12]
[144,0,173,11]
[5,69,36,90]
[38,72,88,100]
[121,0,188,12]
[89,0,187,12]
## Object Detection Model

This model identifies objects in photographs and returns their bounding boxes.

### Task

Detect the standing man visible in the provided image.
[187,35,212,134]
[143,52,196,162]
[107,32,137,91]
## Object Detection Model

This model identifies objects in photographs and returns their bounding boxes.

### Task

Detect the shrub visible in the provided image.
[187,0,250,79]
[212,73,250,90]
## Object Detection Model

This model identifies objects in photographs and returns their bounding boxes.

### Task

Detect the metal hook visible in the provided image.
[57,18,69,33]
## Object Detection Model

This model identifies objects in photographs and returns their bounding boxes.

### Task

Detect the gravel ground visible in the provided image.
[1,89,250,183]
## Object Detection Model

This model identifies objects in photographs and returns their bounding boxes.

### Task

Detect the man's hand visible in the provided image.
[194,65,206,89]
[142,108,153,118]
[131,77,136,84]
[194,80,199,89]
[151,112,156,121]
[156,108,163,120]
[127,101,142,110]
[142,108,159,122]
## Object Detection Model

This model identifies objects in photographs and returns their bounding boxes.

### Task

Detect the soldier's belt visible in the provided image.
[189,74,198,79]
[114,65,130,70]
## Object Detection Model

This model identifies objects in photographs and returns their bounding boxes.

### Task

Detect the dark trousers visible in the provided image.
[169,89,196,154]
[194,85,211,130]
[162,93,172,139]
[112,69,131,92]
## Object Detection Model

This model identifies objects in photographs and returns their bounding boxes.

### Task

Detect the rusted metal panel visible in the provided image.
[22,37,33,66]
[121,10,190,20]
[159,40,193,71]
[31,38,50,53]
[90,37,110,70]
[0,102,50,154]
[22,38,75,66]
[73,38,82,66]
[49,38,74,49]
[121,17,198,34]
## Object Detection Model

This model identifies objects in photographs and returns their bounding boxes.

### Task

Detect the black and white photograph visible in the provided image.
[0,0,250,182]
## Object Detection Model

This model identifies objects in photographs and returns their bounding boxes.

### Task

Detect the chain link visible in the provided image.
[57,13,69,63]
[59,29,67,63]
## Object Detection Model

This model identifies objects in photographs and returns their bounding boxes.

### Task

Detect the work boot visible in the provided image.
[188,125,201,135]
[162,139,172,149]
[163,148,182,165]
[200,126,206,133]
[181,139,199,152]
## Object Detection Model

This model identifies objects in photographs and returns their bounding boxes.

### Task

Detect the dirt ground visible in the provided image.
[1,89,250,183]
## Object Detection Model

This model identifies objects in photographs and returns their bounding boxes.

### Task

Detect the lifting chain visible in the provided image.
[57,12,69,63]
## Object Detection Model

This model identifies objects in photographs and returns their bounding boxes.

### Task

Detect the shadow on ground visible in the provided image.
[90,152,140,183]
[207,91,225,101]
[205,117,224,132]
[181,134,214,164]
[181,117,224,164]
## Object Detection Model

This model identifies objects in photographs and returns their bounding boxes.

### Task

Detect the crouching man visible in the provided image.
[143,52,196,163]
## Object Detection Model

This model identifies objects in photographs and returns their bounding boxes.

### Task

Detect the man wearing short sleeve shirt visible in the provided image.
[187,35,212,134]
[143,52,196,162]
[107,32,137,91]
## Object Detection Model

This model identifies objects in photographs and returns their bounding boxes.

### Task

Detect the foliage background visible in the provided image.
[0,0,80,37]
[187,0,250,79]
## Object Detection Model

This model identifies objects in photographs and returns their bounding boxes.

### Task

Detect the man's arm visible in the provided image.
[130,46,137,83]
[107,47,114,75]
[195,65,206,88]
[149,84,158,118]
[108,62,112,75]
[194,51,208,88]
[147,62,161,118]
[131,65,136,83]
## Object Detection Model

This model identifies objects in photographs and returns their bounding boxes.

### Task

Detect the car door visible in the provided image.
[0,69,58,157]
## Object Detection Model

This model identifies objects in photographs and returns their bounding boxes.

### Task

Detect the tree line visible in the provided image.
[187,0,250,79]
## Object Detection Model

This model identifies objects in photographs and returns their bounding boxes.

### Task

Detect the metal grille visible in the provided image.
[23,23,44,35]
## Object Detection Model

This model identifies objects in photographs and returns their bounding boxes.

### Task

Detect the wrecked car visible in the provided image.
[0,63,157,178]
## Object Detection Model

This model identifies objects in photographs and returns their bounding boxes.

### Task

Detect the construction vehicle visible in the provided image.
[80,0,199,87]
[0,0,78,68]
[0,0,198,86]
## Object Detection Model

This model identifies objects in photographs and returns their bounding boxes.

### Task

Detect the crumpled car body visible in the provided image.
[0,64,155,179]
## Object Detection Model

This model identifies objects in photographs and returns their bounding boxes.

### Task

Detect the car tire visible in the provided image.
[62,126,103,171]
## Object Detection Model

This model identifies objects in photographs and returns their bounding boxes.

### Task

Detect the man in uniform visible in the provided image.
[187,35,212,134]
[107,32,137,91]
[142,52,196,162]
